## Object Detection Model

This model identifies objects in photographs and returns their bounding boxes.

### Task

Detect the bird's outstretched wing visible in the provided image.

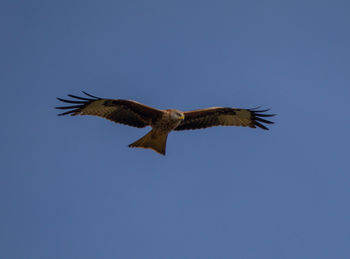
[175,107,275,131]
[55,91,164,128]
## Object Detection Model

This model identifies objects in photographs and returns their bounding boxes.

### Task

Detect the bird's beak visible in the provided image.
[180,114,185,120]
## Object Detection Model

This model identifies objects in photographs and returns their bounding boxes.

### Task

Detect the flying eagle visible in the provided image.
[56,92,275,155]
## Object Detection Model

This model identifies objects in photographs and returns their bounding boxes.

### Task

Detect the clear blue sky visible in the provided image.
[1,1,350,258]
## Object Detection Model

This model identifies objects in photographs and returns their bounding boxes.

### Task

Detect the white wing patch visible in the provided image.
[218,110,252,126]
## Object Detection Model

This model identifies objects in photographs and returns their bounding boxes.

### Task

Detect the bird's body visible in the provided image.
[128,109,185,154]
[153,109,185,132]
[56,92,275,155]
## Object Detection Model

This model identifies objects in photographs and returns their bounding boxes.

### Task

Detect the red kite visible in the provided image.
[56,92,275,155]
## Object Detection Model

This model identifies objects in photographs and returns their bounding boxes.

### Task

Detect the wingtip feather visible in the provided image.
[82,91,99,99]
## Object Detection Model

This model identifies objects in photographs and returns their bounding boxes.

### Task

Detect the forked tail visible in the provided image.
[128,129,168,155]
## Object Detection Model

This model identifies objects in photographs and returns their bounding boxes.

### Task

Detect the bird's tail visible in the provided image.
[128,129,168,155]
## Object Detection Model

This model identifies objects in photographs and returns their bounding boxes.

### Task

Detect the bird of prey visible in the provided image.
[56,92,275,155]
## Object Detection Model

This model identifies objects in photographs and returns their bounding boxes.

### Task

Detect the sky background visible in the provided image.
[1,0,350,258]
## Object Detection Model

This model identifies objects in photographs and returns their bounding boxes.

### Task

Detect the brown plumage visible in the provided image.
[56,92,275,155]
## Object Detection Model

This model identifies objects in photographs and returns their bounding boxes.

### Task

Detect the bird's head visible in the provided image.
[169,109,185,121]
